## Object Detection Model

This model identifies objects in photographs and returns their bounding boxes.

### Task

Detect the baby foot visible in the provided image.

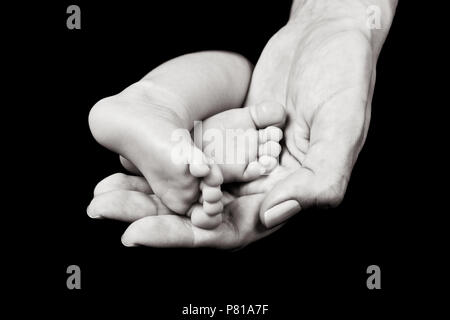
[197,101,285,182]
[190,101,286,229]
[89,93,212,215]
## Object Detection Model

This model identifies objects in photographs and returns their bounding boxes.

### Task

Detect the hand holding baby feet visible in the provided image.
[89,51,253,215]
[89,96,211,215]
[189,101,286,230]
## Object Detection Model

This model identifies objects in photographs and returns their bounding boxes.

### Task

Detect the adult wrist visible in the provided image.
[289,0,397,54]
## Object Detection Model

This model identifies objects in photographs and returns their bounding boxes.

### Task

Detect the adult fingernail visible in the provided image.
[259,167,266,175]
[86,204,102,219]
[263,200,301,228]
[121,235,137,247]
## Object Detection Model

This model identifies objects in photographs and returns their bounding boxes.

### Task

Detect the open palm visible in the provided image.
[243,18,376,226]
[88,3,393,248]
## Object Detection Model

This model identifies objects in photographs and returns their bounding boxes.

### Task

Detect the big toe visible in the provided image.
[249,101,286,129]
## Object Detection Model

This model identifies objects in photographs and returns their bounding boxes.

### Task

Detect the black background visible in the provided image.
[12,0,439,317]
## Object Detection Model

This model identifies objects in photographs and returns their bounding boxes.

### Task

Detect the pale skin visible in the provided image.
[188,101,286,229]
[88,0,398,248]
[89,51,287,229]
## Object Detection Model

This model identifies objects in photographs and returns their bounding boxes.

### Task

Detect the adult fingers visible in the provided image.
[260,165,351,228]
[87,190,172,222]
[120,156,142,175]
[121,194,283,249]
[260,87,369,228]
[94,173,153,196]
[121,205,236,248]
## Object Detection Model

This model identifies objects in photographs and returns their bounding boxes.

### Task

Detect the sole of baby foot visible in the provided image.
[125,118,209,215]
[90,92,213,216]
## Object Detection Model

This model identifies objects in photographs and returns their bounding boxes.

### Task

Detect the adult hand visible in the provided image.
[88,0,397,248]
[88,172,286,249]
[242,0,397,228]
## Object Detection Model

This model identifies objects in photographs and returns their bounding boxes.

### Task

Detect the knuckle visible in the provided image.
[314,181,345,208]
[112,190,130,206]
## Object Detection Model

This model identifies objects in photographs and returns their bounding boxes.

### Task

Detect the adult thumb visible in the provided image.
[259,167,347,228]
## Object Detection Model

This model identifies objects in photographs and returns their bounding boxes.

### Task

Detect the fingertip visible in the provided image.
[121,237,137,247]
[258,155,278,172]
[121,230,137,247]
[86,200,103,219]
[242,161,266,180]
[261,200,301,228]
[121,218,147,247]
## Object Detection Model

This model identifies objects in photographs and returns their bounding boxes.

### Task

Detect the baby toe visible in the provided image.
[258,140,282,158]
[203,200,224,216]
[189,147,211,177]
[259,126,283,143]
[203,163,223,187]
[242,161,266,180]
[190,163,210,177]
[191,206,222,230]
[202,185,223,203]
